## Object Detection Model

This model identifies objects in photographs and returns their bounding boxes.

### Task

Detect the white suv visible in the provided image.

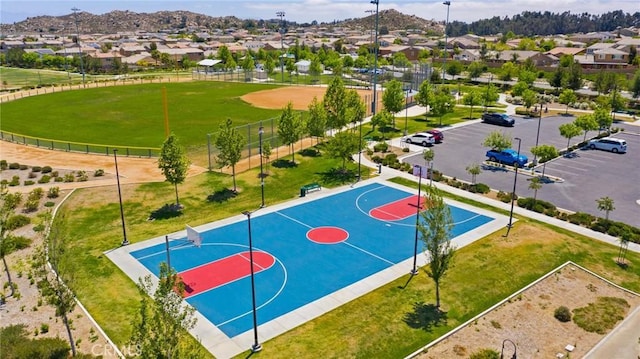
[403,132,435,146]
[588,137,627,153]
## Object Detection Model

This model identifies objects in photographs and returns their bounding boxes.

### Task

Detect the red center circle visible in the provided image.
[307,226,349,244]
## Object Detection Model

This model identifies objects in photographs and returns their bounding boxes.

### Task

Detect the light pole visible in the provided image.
[358,118,363,181]
[411,166,423,275]
[242,210,262,353]
[365,9,375,45]
[505,137,521,237]
[258,126,265,207]
[276,11,285,84]
[371,0,380,115]
[441,1,451,86]
[113,149,129,246]
[484,73,493,113]
[71,7,85,87]
[500,339,517,359]
[404,87,410,136]
[533,99,544,164]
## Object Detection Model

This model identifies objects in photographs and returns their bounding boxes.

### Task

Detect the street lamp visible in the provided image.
[505,137,521,237]
[242,210,262,353]
[365,9,375,44]
[441,1,451,85]
[404,87,410,136]
[500,339,517,359]
[71,7,85,87]
[411,166,423,275]
[533,98,544,164]
[276,11,286,83]
[371,0,380,115]
[258,126,265,207]
[113,149,129,246]
[358,118,363,181]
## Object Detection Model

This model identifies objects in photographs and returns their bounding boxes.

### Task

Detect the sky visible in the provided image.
[1,0,638,25]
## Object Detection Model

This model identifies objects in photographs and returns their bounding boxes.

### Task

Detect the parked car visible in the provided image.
[588,137,627,153]
[482,112,515,127]
[427,129,444,143]
[486,148,528,167]
[403,132,435,146]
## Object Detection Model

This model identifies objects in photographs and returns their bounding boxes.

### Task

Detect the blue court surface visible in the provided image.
[108,180,506,357]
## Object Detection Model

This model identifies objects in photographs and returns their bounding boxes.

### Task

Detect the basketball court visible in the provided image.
[107,178,509,357]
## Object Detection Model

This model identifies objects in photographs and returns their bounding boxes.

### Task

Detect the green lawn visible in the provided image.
[53,147,640,358]
[0,67,93,88]
[0,81,282,149]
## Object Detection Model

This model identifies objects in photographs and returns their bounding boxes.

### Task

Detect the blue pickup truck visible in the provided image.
[485,149,528,167]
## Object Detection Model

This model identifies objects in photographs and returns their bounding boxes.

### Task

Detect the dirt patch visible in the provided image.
[416,264,640,358]
[241,86,379,111]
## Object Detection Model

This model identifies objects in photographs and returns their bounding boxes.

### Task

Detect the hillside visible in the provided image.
[338,9,443,34]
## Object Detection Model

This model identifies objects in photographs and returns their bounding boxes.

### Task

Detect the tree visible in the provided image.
[278,102,304,163]
[483,131,512,152]
[241,54,255,79]
[528,176,542,203]
[530,144,558,178]
[309,56,323,81]
[482,83,499,109]
[558,89,577,115]
[39,212,77,356]
[382,79,405,115]
[324,76,347,131]
[617,232,631,265]
[370,110,394,139]
[630,69,640,99]
[264,56,276,75]
[499,61,517,81]
[130,262,201,359]
[158,133,190,207]
[430,90,455,126]
[510,81,529,97]
[558,122,582,154]
[415,80,433,114]
[466,61,484,80]
[596,196,615,221]
[419,185,455,309]
[574,114,598,142]
[344,89,366,127]
[521,89,538,113]
[548,67,565,92]
[465,163,481,185]
[517,69,536,85]
[446,60,463,77]
[564,63,583,90]
[215,119,246,193]
[306,96,327,144]
[462,90,482,119]
[593,108,612,134]
[325,131,360,171]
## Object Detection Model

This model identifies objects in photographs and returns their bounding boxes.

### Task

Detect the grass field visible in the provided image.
[0,67,89,88]
[52,147,640,358]
[0,81,282,150]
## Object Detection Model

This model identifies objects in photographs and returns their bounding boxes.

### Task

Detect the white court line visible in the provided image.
[342,242,395,266]
[371,207,405,220]
[453,213,482,226]
[275,211,314,229]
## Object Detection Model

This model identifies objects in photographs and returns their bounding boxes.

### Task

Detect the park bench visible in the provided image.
[300,183,321,197]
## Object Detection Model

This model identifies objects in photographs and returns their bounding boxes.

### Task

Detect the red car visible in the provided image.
[427,130,444,143]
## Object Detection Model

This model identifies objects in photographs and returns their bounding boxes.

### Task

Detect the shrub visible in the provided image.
[28,172,37,179]
[94,169,105,177]
[50,170,58,177]
[19,164,28,170]
[63,173,75,182]
[9,175,20,186]
[0,160,7,170]
[44,201,55,208]
[402,147,410,152]
[371,155,383,164]
[573,297,629,334]
[41,166,52,173]
[567,212,596,226]
[9,162,20,169]
[40,323,49,334]
[3,192,23,209]
[6,215,31,230]
[382,154,398,166]
[38,175,51,184]
[24,198,39,212]
[4,235,32,254]
[471,183,490,194]
[469,349,500,359]
[47,187,60,198]
[77,172,89,182]
[31,166,42,172]
[497,191,515,203]
[28,188,44,200]
[373,142,389,152]
[23,180,35,186]
[554,306,572,322]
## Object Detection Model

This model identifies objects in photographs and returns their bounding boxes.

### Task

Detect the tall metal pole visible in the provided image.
[277,11,285,84]
[365,9,375,45]
[113,149,129,246]
[505,138,521,237]
[358,119,363,181]
[371,0,380,115]
[259,126,265,207]
[404,87,409,136]
[242,210,262,353]
[71,7,85,87]
[533,99,543,164]
[484,73,493,113]
[441,1,451,86]
[411,167,423,275]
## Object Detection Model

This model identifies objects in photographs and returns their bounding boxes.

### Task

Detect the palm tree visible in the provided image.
[528,177,542,203]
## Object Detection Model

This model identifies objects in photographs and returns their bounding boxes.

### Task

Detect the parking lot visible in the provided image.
[401,117,640,227]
